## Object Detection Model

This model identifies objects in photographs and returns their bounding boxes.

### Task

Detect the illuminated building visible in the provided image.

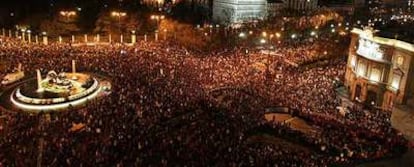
[212,0,267,24]
[345,27,414,110]
[284,0,318,11]
[267,0,285,17]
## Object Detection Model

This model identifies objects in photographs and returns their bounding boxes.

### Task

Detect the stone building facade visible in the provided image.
[345,28,414,111]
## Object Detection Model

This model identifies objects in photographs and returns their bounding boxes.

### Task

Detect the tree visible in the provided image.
[93,12,143,35]
[39,16,80,36]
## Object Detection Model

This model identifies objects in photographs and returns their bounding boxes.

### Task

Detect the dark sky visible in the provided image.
[0,0,128,27]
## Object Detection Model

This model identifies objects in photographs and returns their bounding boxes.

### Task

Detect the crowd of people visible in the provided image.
[0,35,408,166]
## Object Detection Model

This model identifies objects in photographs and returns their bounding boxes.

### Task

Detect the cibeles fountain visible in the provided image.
[7,60,111,112]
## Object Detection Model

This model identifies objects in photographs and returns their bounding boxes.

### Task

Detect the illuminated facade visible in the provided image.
[284,0,318,11]
[212,0,267,24]
[345,28,414,110]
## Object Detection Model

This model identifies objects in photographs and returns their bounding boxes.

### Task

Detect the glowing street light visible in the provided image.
[238,32,246,38]
[151,14,165,31]
[151,14,165,21]
[60,11,76,17]
[260,38,266,44]
[262,31,267,37]
[275,32,281,38]
[111,11,127,40]
[26,30,31,43]
[60,10,77,21]
[111,11,127,18]
[291,34,297,39]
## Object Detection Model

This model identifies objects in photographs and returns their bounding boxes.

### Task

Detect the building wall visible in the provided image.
[284,0,318,11]
[213,0,267,24]
[345,28,414,110]
[267,2,285,17]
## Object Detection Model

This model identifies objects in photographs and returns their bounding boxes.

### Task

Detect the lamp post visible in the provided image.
[131,30,136,44]
[72,35,75,43]
[84,34,88,43]
[96,34,100,43]
[238,32,246,45]
[111,11,127,43]
[21,29,26,42]
[150,14,165,32]
[59,10,77,21]
[42,32,48,45]
[27,30,31,43]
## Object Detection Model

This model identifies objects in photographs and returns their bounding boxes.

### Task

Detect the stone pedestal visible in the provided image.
[36,69,43,92]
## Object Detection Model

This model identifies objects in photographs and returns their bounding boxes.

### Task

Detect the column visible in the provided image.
[155,32,158,41]
[96,34,100,43]
[22,31,25,42]
[36,69,43,92]
[35,35,39,44]
[109,34,112,43]
[131,31,136,44]
[59,36,62,44]
[72,60,76,73]
[84,34,88,43]
[27,31,32,43]
[72,35,75,43]
[144,34,147,42]
[42,32,48,45]
[120,34,124,43]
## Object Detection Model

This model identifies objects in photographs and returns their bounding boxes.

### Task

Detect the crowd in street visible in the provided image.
[0,36,408,166]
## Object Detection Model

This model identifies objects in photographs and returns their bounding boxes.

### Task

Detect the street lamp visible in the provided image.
[111,11,127,41]
[262,31,267,37]
[151,14,165,30]
[60,10,77,20]
[151,14,165,41]
[20,29,26,42]
[27,30,31,43]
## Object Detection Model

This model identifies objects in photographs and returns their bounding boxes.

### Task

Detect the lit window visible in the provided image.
[357,38,383,60]
[357,61,366,77]
[370,67,381,82]
[350,55,356,68]
[391,75,401,89]
[396,56,404,67]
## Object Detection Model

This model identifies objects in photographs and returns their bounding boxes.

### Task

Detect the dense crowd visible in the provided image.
[0,36,408,166]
